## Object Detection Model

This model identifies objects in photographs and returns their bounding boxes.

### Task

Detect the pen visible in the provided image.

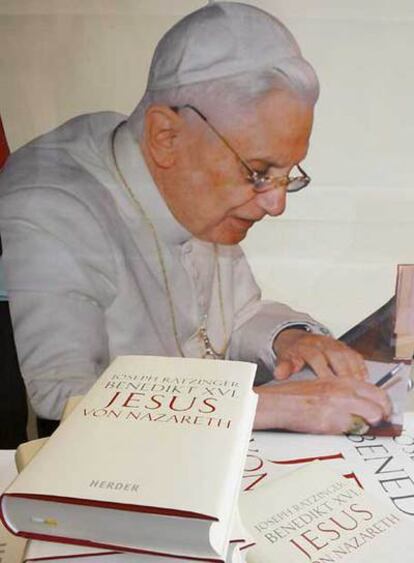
[375,362,406,388]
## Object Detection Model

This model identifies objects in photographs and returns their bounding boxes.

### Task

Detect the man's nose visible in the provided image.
[254,186,287,216]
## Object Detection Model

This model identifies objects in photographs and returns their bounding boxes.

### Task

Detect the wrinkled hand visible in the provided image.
[273,329,367,381]
[254,377,392,434]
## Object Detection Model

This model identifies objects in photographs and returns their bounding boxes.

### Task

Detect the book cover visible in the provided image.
[1,355,257,561]
[251,412,414,522]
[239,462,414,562]
[18,426,251,562]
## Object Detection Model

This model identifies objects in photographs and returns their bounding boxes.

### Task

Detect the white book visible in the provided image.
[239,462,414,562]
[23,547,247,563]
[251,412,414,521]
[18,436,252,562]
[22,520,247,562]
[1,356,257,561]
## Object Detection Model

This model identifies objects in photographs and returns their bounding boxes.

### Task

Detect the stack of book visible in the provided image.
[0,355,258,562]
[0,450,26,563]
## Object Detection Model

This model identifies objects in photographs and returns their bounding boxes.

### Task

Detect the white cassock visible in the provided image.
[0,113,328,419]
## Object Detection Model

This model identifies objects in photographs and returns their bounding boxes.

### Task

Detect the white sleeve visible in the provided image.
[228,246,330,381]
[0,187,117,419]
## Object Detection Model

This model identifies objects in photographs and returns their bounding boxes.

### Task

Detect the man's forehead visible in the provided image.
[221,93,313,166]
[245,86,312,118]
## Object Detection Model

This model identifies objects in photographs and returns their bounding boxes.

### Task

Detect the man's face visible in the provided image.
[161,89,314,245]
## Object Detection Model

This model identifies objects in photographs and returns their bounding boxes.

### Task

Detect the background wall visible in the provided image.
[1,0,413,336]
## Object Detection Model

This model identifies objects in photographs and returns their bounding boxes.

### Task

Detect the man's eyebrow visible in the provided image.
[247,157,286,169]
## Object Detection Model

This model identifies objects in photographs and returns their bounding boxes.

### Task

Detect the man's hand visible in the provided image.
[254,377,392,434]
[273,329,367,380]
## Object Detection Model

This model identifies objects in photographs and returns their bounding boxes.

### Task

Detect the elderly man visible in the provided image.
[0,2,390,433]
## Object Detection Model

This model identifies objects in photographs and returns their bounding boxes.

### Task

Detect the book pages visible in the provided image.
[0,451,26,563]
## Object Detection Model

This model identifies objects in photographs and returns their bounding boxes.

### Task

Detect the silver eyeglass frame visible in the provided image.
[171,104,311,193]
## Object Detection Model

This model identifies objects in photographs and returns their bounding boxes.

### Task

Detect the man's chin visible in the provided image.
[198,223,252,245]
[215,231,248,245]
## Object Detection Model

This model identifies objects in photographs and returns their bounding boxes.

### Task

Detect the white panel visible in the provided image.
[243,186,414,335]
[1,1,414,19]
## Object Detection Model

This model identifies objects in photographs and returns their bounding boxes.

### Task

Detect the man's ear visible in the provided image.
[143,106,182,169]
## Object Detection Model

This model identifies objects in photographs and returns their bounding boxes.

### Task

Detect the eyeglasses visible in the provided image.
[171,104,311,193]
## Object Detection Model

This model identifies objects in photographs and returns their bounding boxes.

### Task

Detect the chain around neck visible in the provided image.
[110,120,229,359]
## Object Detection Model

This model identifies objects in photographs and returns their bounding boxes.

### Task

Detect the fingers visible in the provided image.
[315,386,390,434]
[324,343,367,380]
[297,348,336,379]
[343,348,367,380]
[274,357,305,380]
[341,396,386,428]
[275,333,368,381]
[275,339,339,380]
[312,378,391,431]
[255,378,392,434]
[352,379,393,419]
[324,378,392,429]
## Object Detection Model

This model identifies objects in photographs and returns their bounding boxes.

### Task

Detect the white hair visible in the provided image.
[128,68,319,141]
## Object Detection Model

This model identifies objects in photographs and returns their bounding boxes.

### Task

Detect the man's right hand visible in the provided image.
[253,377,392,435]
